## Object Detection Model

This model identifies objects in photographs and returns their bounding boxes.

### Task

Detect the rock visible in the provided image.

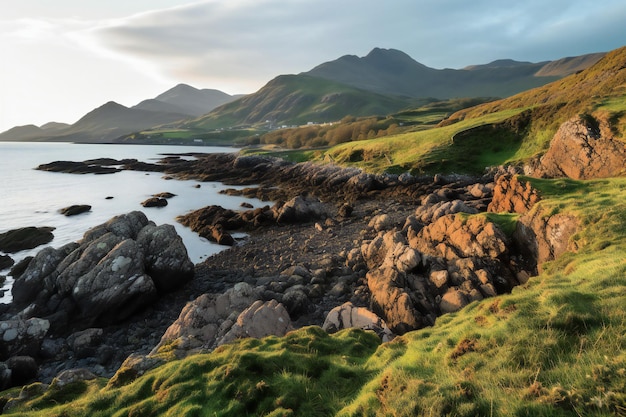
[0,226,55,253]
[488,174,540,214]
[82,211,150,243]
[153,283,261,358]
[414,199,478,224]
[11,243,79,306]
[59,205,91,216]
[275,195,329,224]
[367,267,425,334]
[71,239,157,326]
[0,318,50,359]
[514,207,579,272]
[323,302,394,342]
[12,211,194,331]
[0,255,14,270]
[411,214,509,260]
[37,160,121,175]
[338,203,353,217]
[439,288,469,313]
[108,353,165,388]
[219,300,294,345]
[68,328,103,359]
[368,214,394,232]
[6,356,38,386]
[529,115,626,179]
[282,288,311,318]
[50,368,97,389]
[153,192,176,199]
[137,223,194,293]
[141,197,168,207]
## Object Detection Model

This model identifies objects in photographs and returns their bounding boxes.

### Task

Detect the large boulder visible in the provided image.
[11,211,193,330]
[218,300,293,345]
[529,115,626,179]
[514,207,580,272]
[152,283,260,359]
[137,224,194,293]
[366,267,425,334]
[275,195,330,224]
[71,239,157,326]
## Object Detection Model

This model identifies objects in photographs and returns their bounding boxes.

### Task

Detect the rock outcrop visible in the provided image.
[10,211,193,330]
[488,174,540,214]
[0,227,55,253]
[529,115,626,179]
[323,302,394,342]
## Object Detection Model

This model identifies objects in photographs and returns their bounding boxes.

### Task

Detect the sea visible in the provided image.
[0,142,266,303]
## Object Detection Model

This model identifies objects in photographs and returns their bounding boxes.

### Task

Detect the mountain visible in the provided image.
[183,74,427,130]
[0,85,238,143]
[306,48,605,99]
[147,83,243,116]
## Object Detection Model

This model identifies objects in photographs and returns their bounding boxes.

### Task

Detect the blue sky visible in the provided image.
[1,0,625,132]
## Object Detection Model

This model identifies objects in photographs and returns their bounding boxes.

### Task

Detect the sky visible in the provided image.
[1,0,625,133]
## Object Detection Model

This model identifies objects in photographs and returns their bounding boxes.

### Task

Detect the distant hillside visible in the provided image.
[183,74,426,130]
[306,48,604,99]
[149,83,243,116]
[446,46,626,134]
[0,84,238,143]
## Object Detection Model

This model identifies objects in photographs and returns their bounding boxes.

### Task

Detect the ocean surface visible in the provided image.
[0,142,266,303]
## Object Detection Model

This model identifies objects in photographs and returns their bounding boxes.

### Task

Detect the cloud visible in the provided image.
[82,0,626,94]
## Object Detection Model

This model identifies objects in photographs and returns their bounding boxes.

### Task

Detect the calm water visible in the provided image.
[0,142,265,302]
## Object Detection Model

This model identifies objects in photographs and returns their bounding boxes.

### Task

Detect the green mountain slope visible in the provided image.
[182,74,426,130]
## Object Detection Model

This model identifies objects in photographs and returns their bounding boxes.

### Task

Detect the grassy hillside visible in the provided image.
[182,74,425,130]
[319,46,626,174]
[3,176,625,416]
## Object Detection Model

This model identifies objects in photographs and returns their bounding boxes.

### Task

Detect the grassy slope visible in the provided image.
[4,177,626,417]
[321,46,626,175]
[182,75,423,130]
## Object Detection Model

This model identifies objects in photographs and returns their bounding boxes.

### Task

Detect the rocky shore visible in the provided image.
[3,113,612,396]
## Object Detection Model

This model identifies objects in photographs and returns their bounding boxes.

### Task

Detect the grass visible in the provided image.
[2,177,625,416]
[322,108,527,174]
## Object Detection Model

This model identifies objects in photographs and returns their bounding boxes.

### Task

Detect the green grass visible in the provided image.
[3,177,625,416]
[323,108,527,174]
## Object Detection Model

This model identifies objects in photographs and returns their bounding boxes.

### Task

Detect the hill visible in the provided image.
[321,46,626,174]
[0,84,239,143]
[148,83,242,116]
[305,48,604,100]
[182,74,427,130]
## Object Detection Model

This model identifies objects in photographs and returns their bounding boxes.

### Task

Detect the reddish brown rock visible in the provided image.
[530,115,626,179]
[488,174,541,214]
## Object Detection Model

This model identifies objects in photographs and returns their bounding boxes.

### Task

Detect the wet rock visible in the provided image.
[0,255,13,270]
[59,205,91,216]
[141,197,168,208]
[0,226,55,253]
